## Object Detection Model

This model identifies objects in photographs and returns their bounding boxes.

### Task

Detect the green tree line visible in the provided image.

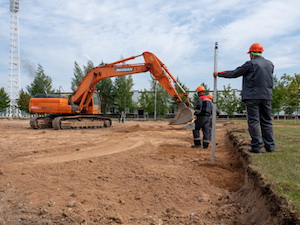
[215,74,299,118]
[1,61,299,118]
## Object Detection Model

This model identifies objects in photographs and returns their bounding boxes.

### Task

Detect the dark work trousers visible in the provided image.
[193,115,211,145]
[244,99,275,152]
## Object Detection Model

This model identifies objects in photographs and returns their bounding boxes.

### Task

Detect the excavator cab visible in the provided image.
[76,91,101,114]
[88,92,101,113]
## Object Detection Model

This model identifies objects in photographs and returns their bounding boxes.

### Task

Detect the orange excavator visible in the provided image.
[29,52,194,129]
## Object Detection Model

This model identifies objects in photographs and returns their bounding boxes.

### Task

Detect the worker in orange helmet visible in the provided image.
[191,85,212,149]
[213,43,275,154]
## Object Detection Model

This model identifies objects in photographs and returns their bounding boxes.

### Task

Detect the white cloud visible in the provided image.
[0,0,299,94]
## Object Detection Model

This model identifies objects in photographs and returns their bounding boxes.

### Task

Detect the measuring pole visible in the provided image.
[211,42,218,164]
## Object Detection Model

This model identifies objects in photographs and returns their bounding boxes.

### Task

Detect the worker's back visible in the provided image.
[242,56,274,100]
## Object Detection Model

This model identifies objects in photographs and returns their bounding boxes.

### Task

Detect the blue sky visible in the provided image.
[0,0,299,94]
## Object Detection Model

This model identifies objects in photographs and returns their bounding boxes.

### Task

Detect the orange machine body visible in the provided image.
[29,92,101,115]
[29,97,72,114]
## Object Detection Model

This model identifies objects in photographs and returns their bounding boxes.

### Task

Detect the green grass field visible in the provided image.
[232,119,300,212]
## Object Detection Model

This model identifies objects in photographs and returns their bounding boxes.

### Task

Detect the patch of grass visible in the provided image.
[221,118,300,126]
[227,119,247,126]
[248,123,300,211]
[272,118,299,126]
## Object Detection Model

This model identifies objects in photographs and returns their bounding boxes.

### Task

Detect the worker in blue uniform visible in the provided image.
[192,86,213,149]
[213,43,275,153]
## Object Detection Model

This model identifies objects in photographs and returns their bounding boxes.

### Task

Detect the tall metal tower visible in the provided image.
[8,0,21,117]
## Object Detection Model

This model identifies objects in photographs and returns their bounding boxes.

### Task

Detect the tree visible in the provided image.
[280,74,300,116]
[0,88,10,112]
[288,74,300,119]
[169,78,190,112]
[236,92,246,115]
[27,64,55,96]
[137,79,172,117]
[217,84,240,119]
[83,60,94,75]
[95,78,114,114]
[151,79,171,117]
[113,75,134,112]
[71,60,94,91]
[138,89,154,114]
[272,75,284,116]
[92,61,115,114]
[17,89,31,112]
[71,61,84,91]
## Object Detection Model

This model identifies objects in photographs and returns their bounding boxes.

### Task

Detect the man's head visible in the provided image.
[247,43,264,59]
[207,94,213,99]
[196,86,206,96]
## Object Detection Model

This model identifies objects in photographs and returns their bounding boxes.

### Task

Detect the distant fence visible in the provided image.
[0,109,31,118]
[0,108,298,121]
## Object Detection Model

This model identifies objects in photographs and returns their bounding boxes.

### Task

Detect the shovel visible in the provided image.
[169,102,195,125]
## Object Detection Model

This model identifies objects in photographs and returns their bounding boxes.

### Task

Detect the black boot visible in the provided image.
[203,142,209,149]
[191,140,201,148]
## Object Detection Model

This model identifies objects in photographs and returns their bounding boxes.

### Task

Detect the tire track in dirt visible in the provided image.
[16,137,145,165]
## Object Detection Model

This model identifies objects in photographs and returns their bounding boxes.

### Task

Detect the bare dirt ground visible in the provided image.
[0,119,295,225]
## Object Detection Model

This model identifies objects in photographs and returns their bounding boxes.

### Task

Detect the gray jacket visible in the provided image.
[194,96,212,117]
[218,56,274,100]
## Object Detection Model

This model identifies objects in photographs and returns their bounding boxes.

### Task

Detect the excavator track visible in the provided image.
[30,116,56,129]
[30,115,112,130]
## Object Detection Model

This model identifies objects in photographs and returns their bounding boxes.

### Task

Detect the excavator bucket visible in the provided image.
[169,102,195,125]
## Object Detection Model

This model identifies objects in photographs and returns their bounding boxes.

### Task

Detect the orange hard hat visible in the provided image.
[247,43,264,54]
[207,94,213,99]
[196,86,206,92]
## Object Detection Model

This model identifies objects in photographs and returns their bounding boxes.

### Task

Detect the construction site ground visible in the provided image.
[0,119,296,225]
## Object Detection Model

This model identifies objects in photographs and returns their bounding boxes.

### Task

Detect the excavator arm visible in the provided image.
[72,52,190,113]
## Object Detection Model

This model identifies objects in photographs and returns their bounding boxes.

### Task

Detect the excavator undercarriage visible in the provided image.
[30,115,112,130]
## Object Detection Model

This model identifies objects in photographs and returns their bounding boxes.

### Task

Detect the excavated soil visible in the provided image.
[0,119,297,225]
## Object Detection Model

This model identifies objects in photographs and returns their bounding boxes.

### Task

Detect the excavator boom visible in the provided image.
[29,52,194,129]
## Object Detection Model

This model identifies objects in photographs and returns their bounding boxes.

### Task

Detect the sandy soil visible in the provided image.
[0,119,291,225]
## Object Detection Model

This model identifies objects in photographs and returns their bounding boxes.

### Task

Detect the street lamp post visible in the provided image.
[154,81,157,120]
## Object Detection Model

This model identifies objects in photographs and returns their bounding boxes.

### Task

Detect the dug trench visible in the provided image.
[0,119,298,225]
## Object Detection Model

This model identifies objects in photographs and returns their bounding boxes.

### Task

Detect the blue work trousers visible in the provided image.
[193,115,210,144]
[244,99,275,152]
